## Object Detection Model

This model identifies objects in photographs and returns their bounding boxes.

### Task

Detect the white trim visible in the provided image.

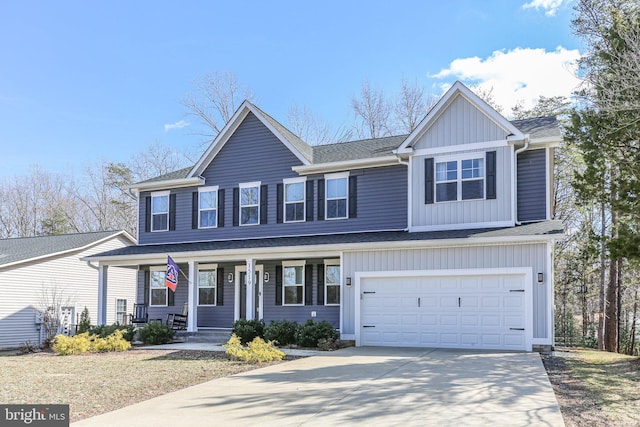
[197,263,218,306]
[282,261,305,306]
[292,156,399,175]
[410,220,515,232]
[546,240,554,344]
[149,266,168,307]
[410,139,508,157]
[339,251,344,336]
[324,172,350,220]
[407,155,413,229]
[510,145,517,225]
[283,177,307,223]
[324,262,341,306]
[433,154,486,203]
[129,176,205,192]
[187,261,197,332]
[234,264,264,321]
[198,186,219,229]
[239,181,261,226]
[354,267,533,351]
[150,191,170,233]
[529,136,562,146]
[545,147,551,221]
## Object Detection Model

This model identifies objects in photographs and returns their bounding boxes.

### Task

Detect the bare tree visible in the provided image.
[287,103,353,145]
[38,282,76,343]
[470,85,504,113]
[351,81,392,139]
[393,79,437,134]
[128,140,194,182]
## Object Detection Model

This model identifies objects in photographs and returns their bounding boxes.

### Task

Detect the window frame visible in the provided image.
[149,266,168,307]
[197,263,217,306]
[198,186,219,229]
[239,181,261,226]
[150,191,170,232]
[324,172,349,220]
[283,177,306,223]
[115,298,127,324]
[434,154,485,203]
[282,260,305,306]
[324,259,341,306]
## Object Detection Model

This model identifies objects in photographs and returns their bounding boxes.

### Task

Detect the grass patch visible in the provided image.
[565,348,640,425]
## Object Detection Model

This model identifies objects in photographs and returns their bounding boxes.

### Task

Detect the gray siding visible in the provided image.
[413,95,509,150]
[139,112,407,245]
[342,243,549,340]
[517,149,547,222]
[411,146,512,228]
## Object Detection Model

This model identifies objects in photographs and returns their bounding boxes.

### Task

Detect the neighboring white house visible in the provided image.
[0,231,136,349]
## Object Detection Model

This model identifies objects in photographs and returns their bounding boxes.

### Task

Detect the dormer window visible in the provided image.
[435,156,484,202]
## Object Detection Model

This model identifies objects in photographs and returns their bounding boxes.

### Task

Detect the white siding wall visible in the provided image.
[0,237,136,349]
[341,243,549,341]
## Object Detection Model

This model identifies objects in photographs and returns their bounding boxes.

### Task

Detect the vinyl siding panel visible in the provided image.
[342,243,549,340]
[411,146,512,228]
[517,149,547,222]
[139,113,407,244]
[413,95,509,150]
[0,237,136,349]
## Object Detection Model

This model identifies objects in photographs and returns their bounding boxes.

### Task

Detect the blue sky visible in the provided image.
[0,0,581,178]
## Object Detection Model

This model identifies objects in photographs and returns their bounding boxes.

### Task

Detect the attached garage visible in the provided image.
[355,269,532,351]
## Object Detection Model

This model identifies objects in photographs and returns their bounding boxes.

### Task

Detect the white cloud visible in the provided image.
[522,0,571,17]
[431,46,582,116]
[163,120,189,132]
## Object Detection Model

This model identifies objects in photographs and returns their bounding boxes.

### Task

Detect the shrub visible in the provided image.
[91,330,131,352]
[88,323,135,342]
[264,320,298,346]
[77,307,91,334]
[138,322,175,345]
[224,334,285,363]
[295,319,339,348]
[231,319,265,345]
[53,333,92,355]
[317,337,341,351]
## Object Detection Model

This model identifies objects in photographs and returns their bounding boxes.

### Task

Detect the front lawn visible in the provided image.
[0,349,262,422]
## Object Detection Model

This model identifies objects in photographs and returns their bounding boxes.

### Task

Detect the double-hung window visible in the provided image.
[151,191,170,232]
[284,177,305,222]
[115,299,127,324]
[149,267,167,306]
[283,261,304,305]
[240,182,260,226]
[197,264,217,306]
[435,156,484,202]
[199,186,218,228]
[325,262,340,305]
[325,172,348,219]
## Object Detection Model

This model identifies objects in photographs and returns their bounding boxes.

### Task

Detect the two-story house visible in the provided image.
[89,81,563,352]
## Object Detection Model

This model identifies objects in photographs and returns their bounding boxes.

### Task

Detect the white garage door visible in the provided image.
[359,272,529,350]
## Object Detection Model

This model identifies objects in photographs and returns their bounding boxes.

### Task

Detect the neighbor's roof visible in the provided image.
[0,231,135,269]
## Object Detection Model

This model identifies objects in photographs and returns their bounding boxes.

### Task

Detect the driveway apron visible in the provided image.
[72,347,564,427]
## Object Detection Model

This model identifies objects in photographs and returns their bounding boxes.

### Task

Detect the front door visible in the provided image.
[238,270,261,320]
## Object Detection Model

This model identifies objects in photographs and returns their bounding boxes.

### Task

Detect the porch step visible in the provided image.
[174,329,232,345]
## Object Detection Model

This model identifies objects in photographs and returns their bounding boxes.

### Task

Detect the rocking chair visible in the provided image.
[129,303,148,326]
[166,302,188,330]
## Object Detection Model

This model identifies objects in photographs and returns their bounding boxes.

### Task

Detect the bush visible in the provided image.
[295,319,339,348]
[138,322,175,345]
[53,333,92,355]
[224,334,285,363]
[91,330,131,352]
[264,320,298,346]
[88,323,136,342]
[317,337,341,351]
[231,319,265,345]
[77,307,91,334]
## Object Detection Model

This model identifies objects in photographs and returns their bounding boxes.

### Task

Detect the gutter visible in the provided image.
[128,176,206,193]
[514,134,530,225]
[292,156,399,175]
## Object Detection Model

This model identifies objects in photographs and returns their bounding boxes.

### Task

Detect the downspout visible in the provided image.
[514,134,530,225]
[395,153,411,231]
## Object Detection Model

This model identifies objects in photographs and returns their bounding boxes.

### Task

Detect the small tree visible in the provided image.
[77,307,91,333]
[38,283,75,344]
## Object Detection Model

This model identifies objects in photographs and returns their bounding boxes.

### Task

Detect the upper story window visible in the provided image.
[199,186,218,229]
[151,191,170,232]
[240,182,260,226]
[284,177,306,223]
[325,172,349,219]
[283,260,305,306]
[435,156,484,202]
[197,264,217,306]
[149,266,167,306]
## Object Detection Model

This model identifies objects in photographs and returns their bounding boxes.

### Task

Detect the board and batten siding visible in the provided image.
[412,95,509,150]
[0,237,136,349]
[517,149,547,222]
[341,243,549,340]
[139,112,407,244]
[411,146,512,228]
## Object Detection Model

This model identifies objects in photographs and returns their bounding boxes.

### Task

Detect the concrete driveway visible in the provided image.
[72,347,564,427]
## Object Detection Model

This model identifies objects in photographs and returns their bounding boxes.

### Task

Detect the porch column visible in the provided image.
[187,261,197,332]
[246,258,255,320]
[97,265,108,325]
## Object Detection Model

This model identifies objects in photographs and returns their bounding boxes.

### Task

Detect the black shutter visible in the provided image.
[305,264,313,306]
[169,194,177,231]
[348,176,357,218]
[317,179,325,220]
[232,187,239,226]
[276,183,284,223]
[306,180,314,221]
[168,284,175,306]
[317,264,325,306]
[425,158,435,204]
[275,265,282,306]
[486,151,497,200]
[144,197,151,232]
[260,184,268,224]
[217,189,225,227]
[192,192,199,229]
[217,267,224,306]
[143,270,150,305]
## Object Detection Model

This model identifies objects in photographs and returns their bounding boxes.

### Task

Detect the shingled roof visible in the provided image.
[511,116,561,140]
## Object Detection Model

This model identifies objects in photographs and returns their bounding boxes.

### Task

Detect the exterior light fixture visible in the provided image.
[228,272,234,283]
[346,277,352,287]
[264,272,270,283]
[537,273,544,283]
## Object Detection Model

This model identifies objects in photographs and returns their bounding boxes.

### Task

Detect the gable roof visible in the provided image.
[0,231,135,270]
[511,116,561,141]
